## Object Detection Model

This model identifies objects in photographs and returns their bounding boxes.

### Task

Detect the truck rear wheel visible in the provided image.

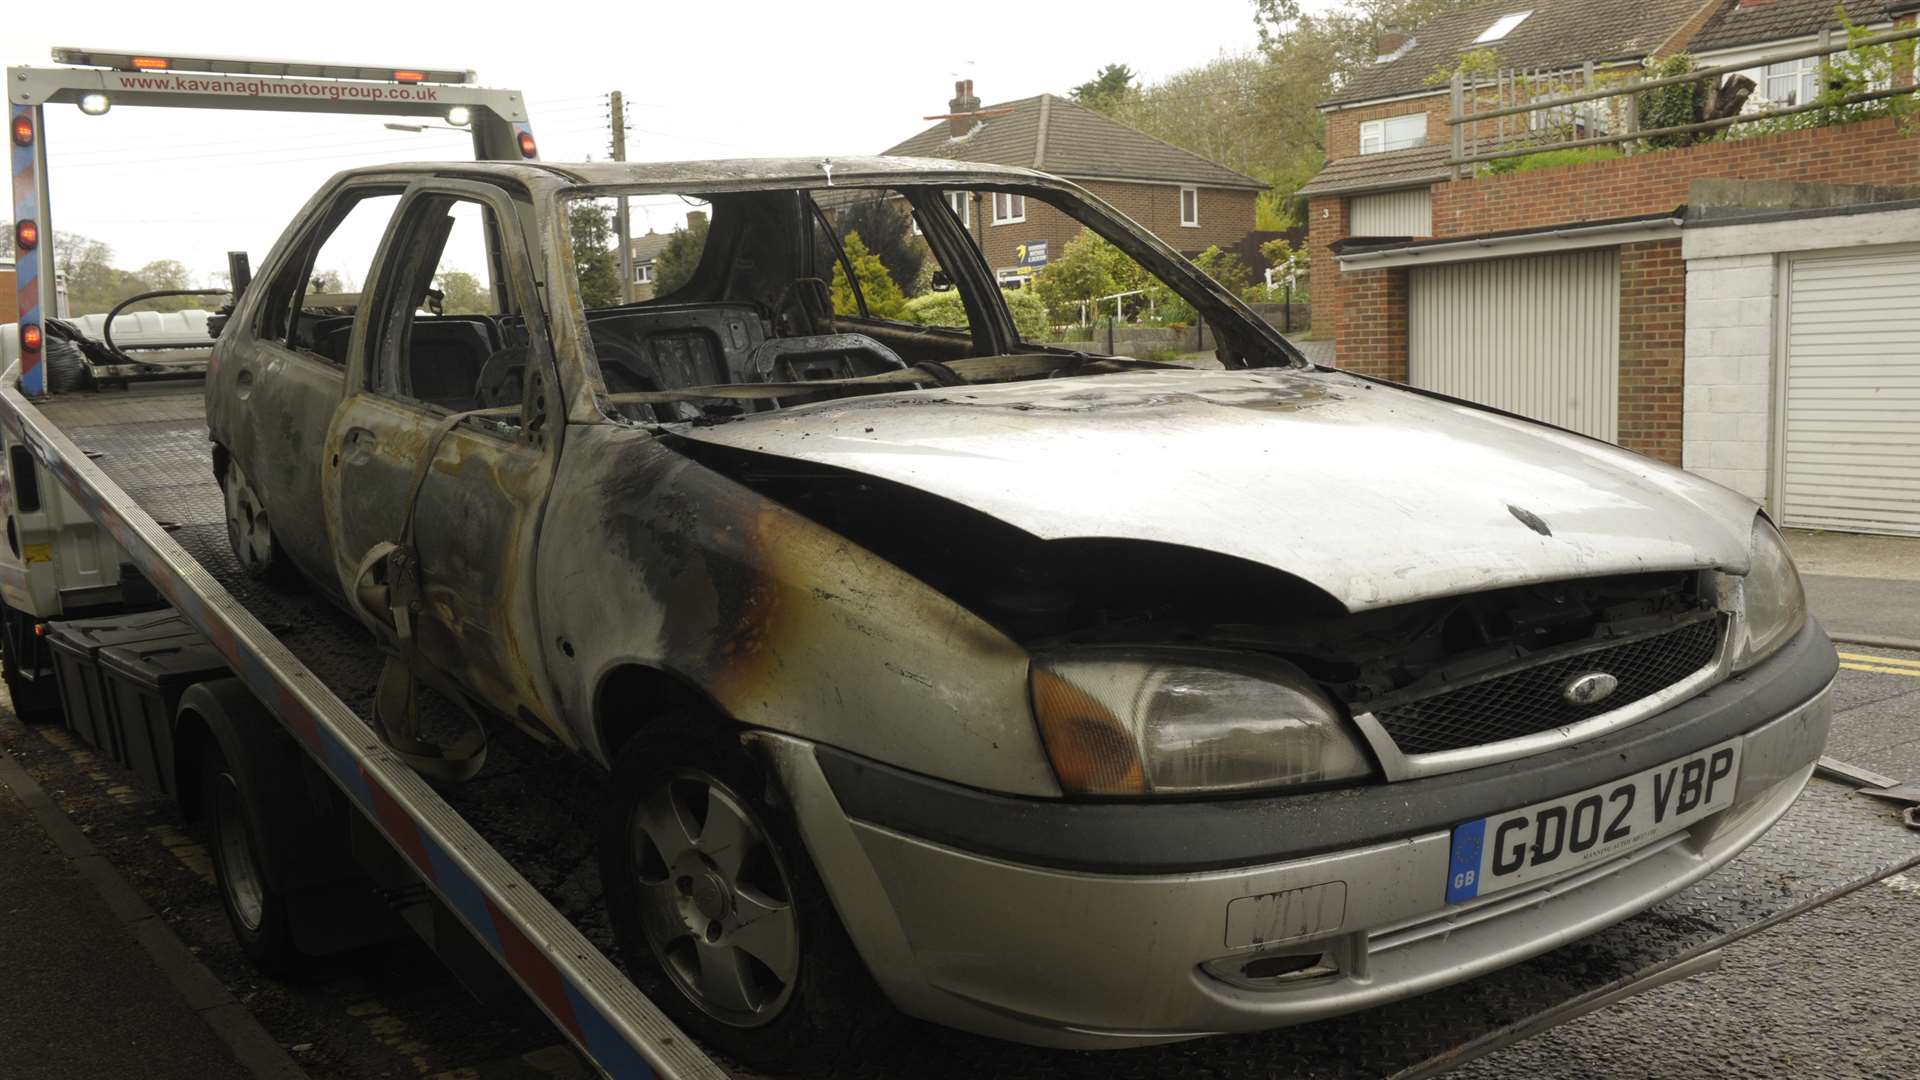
[203,737,298,971]
[601,725,884,1071]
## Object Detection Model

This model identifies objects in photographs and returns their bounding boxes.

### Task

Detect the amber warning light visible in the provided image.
[10,114,32,147]
[131,56,169,70]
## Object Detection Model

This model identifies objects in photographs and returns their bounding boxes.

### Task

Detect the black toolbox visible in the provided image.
[99,636,230,797]
[44,609,227,791]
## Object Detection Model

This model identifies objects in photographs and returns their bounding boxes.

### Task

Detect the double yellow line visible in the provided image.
[1839,651,1920,678]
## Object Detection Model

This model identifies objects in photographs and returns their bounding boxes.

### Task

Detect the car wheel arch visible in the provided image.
[593,661,733,765]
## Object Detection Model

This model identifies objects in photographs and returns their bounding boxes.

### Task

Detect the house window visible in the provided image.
[912,190,972,235]
[992,192,1026,225]
[634,262,653,285]
[1474,10,1532,43]
[1179,185,1199,227]
[1359,113,1428,154]
[1763,58,1820,106]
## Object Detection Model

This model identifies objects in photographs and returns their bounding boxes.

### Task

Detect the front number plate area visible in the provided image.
[1446,738,1741,904]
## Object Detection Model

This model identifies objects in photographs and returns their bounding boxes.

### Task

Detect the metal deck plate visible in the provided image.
[38,385,1920,1079]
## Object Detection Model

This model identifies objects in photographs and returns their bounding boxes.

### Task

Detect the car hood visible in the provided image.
[670,368,1758,612]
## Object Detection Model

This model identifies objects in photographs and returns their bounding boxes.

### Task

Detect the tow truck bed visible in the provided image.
[18,379,1920,1079]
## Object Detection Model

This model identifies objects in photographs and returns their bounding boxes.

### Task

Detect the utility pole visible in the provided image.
[610,90,633,304]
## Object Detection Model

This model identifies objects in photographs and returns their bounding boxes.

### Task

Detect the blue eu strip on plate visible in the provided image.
[1448,818,1486,903]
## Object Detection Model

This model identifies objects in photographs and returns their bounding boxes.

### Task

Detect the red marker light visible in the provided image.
[517,130,537,158]
[392,70,426,84]
[32,623,45,637]
[20,324,42,354]
[15,220,36,251]
[10,114,31,147]
[131,56,169,70]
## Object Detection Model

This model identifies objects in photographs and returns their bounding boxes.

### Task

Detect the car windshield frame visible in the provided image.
[551,169,1306,421]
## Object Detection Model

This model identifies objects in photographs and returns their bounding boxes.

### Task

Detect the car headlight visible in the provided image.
[1720,516,1807,672]
[1028,649,1374,797]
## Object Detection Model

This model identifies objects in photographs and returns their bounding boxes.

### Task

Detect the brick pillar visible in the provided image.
[1306,196,1348,341]
[1338,266,1410,382]
[1618,239,1686,465]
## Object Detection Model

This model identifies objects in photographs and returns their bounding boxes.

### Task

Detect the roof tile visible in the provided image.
[882,94,1267,190]
[1328,0,1713,106]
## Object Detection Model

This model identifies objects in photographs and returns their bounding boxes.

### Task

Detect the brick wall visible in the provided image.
[1617,239,1686,464]
[1431,116,1920,237]
[1682,252,1776,501]
[1324,95,1453,160]
[1307,195,1349,341]
[958,181,1260,274]
[1336,266,1408,381]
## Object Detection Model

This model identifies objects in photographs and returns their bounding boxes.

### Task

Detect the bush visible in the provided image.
[905,287,1050,341]
[1481,146,1625,175]
[831,232,910,321]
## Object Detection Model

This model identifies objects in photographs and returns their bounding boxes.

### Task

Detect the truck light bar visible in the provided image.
[49,47,476,85]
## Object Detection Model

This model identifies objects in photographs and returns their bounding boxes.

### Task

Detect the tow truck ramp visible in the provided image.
[2,375,1916,1078]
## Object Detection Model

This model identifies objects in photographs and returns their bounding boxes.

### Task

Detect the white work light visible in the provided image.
[79,93,111,115]
[446,105,471,126]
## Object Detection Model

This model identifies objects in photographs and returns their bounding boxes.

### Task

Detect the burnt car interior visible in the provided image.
[552,183,1289,423]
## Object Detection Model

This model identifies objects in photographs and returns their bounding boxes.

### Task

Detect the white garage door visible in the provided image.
[1780,247,1920,536]
[1409,250,1620,441]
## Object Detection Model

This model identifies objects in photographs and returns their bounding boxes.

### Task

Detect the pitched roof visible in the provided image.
[1293,144,1456,198]
[1326,0,1713,107]
[629,231,674,263]
[1687,0,1893,53]
[882,94,1267,191]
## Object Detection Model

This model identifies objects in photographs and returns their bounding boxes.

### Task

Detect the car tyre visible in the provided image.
[203,737,300,973]
[601,721,886,1071]
[219,456,296,584]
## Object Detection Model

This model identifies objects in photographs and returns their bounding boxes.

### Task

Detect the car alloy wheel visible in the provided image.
[628,768,800,1027]
[222,460,276,574]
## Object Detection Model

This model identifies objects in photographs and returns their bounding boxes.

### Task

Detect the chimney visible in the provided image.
[1375,29,1412,61]
[686,210,708,231]
[948,79,981,137]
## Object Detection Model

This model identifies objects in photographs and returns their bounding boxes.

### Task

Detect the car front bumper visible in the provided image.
[753,620,1836,1049]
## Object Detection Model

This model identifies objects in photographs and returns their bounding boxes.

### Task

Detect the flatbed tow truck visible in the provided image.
[3,47,1919,1080]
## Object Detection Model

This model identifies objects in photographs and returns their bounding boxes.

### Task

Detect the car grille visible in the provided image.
[1362,615,1724,756]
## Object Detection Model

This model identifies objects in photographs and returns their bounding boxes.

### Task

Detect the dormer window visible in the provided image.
[1474,10,1532,43]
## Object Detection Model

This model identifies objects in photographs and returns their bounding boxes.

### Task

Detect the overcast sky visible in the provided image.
[13,0,1333,283]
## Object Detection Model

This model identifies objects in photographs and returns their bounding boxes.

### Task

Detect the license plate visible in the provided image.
[1445,739,1741,904]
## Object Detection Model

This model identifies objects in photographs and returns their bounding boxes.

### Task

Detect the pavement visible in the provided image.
[1785,529,1920,648]
[0,732,297,1080]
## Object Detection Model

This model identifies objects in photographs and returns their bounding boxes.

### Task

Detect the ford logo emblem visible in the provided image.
[1563,672,1620,706]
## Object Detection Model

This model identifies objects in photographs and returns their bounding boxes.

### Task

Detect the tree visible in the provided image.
[436,269,493,315]
[1070,64,1139,114]
[567,200,622,309]
[833,196,924,296]
[652,212,710,299]
[830,232,910,321]
[1030,228,1147,325]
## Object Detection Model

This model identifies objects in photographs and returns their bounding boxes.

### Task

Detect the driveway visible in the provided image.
[1786,529,1920,646]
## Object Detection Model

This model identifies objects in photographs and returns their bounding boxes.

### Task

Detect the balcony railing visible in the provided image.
[1444,23,1920,176]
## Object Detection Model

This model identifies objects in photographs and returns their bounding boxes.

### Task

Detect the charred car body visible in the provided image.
[205,158,1834,1067]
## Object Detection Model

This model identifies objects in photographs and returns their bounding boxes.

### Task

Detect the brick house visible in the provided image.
[882,82,1267,284]
[1299,0,1920,536]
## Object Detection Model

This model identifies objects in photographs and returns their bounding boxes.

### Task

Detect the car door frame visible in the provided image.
[322,174,573,743]
[213,179,408,591]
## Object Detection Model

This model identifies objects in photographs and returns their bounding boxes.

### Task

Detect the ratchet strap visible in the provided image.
[348,405,517,782]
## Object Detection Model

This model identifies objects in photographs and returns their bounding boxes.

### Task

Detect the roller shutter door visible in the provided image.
[1409,250,1620,441]
[1779,247,1920,536]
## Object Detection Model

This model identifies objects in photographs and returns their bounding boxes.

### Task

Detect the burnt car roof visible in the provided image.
[326,156,1060,192]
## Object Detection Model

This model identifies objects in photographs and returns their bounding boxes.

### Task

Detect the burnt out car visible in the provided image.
[206,158,1834,1069]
